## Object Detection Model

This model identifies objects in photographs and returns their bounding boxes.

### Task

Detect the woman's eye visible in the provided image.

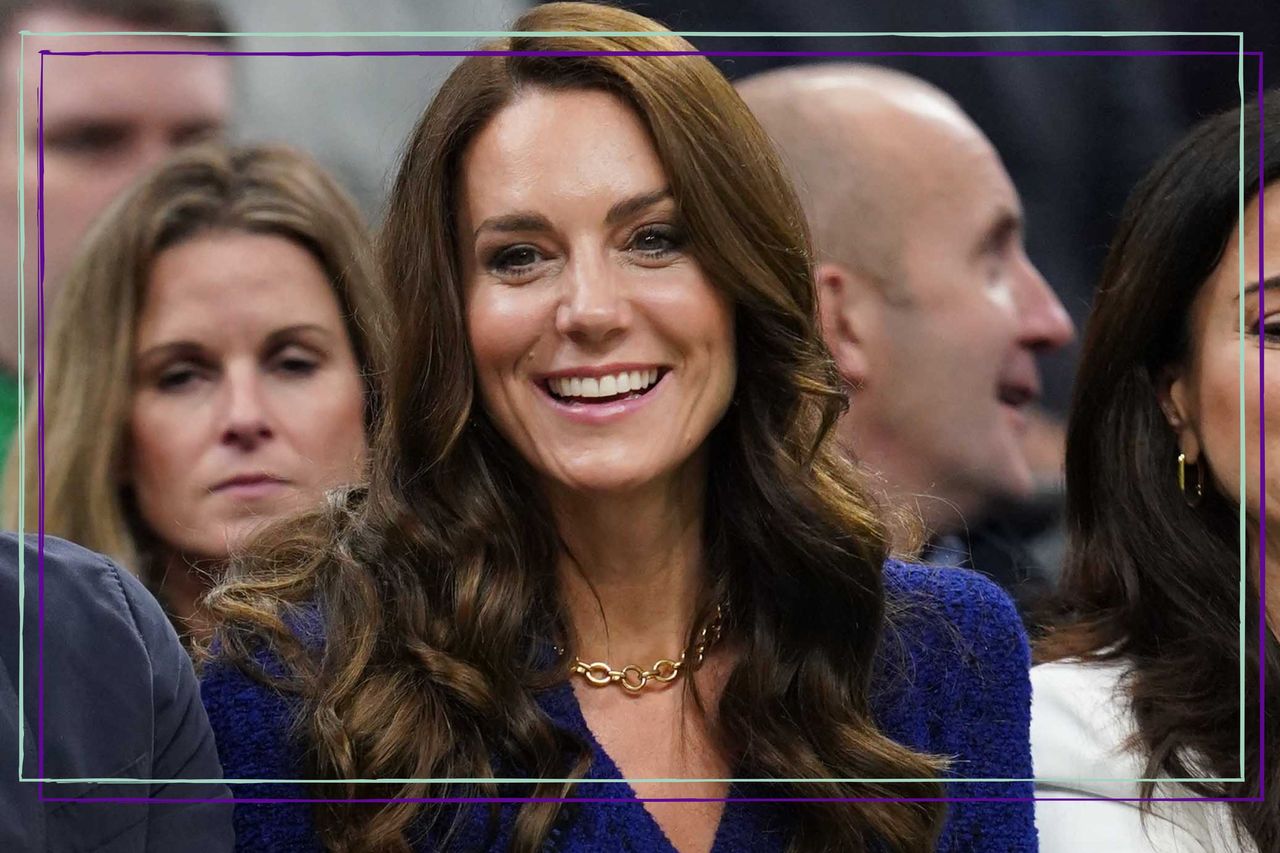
[268,343,323,377]
[488,244,543,276]
[629,225,684,259]
[277,356,318,376]
[1261,320,1280,342]
[155,365,203,392]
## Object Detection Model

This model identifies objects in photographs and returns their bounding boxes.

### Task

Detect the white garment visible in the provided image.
[1031,659,1253,853]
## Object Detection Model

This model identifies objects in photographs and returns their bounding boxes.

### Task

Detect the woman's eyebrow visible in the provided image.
[473,212,552,239]
[263,324,332,347]
[1236,274,1280,305]
[472,188,673,239]
[604,188,672,227]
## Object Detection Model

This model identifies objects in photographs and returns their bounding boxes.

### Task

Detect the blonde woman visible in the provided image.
[5,143,387,639]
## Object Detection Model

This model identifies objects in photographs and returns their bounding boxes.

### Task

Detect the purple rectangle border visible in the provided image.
[30,45,1266,806]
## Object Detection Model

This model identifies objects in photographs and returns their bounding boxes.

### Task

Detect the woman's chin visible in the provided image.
[540,462,675,500]
[177,518,277,561]
[535,444,709,503]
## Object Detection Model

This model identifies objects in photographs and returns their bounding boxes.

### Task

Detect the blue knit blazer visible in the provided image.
[201,561,1035,851]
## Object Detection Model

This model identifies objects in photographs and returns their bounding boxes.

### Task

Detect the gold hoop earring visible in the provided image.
[1178,452,1204,507]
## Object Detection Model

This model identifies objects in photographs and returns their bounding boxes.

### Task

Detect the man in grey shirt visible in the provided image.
[1,533,233,850]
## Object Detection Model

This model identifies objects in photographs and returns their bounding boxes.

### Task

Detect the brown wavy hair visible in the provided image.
[206,4,946,851]
[1037,94,1279,849]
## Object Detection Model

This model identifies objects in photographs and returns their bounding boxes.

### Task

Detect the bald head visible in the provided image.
[736,64,1075,537]
[737,64,997,289]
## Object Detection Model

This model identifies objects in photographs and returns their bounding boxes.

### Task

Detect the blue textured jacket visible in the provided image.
[201,561,1035,851]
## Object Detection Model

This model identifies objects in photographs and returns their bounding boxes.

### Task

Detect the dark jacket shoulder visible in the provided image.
[0,532,233,852]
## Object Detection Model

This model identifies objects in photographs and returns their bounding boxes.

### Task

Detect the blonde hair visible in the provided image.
[3,143,387,584]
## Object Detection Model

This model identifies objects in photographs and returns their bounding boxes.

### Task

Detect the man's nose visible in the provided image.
[1015,256,1075,351]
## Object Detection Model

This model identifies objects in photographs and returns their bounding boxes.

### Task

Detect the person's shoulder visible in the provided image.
[1031,656,1130,710]
[882,558,1026,652]
[200,601,321,707]
[875,559,1036,833]
[0,531,167,647]
[1031,657,1143,792]
[1030,657,1237,852]
[874,559,1030,740]
[3,530,129,595]
[199,608,329,847]
[200,648,298,773]
[199,601,321,785]
[1031,657,1132,750]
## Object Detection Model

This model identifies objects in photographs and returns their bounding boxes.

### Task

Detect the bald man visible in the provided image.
[738,65,1075,610]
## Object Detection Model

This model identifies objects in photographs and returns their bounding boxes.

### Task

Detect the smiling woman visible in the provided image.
[199,4,1035,852]
[2,143,387,640]
[463,87,737,499]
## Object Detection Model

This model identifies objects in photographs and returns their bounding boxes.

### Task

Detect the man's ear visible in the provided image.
[1156,366,1201,461]
[816,260,875,388]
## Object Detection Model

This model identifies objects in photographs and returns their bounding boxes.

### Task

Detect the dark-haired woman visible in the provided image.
[200,4,1035,852]
[1033,94,1279,852]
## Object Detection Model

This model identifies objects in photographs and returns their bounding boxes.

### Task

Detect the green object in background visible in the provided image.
[0,371,18,478]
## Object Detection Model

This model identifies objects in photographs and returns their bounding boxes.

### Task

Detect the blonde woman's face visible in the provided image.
[128,231,368,560]
[460,88,737,498]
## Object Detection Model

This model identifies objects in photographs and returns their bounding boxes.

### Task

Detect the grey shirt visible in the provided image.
[0,533,233,851]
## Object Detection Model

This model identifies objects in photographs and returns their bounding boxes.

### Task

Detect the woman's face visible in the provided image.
[460,87,736,498]
[1165,185,1280,528]
[128,231,368,559]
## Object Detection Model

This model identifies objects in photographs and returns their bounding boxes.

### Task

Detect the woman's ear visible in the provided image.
[1156,366,1201,461]
[815,261,873,389]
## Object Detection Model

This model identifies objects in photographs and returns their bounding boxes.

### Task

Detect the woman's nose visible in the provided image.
[555,252,632,346]
[218,370,274,451]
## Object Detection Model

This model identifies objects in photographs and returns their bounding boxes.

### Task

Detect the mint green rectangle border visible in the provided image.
[15,28,1250,789]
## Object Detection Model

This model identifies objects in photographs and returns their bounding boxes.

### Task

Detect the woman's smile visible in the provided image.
[538,364,670,423]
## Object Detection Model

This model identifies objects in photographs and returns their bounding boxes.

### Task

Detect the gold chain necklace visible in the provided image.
[557,604,726,694]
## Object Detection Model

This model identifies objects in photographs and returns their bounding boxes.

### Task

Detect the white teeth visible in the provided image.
[548,368,663,400]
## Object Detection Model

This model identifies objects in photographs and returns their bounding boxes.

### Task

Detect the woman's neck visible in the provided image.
[550,462,710,669]
[155,551,223,643]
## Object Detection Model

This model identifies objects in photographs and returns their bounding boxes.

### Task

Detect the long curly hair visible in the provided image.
[1037,94,1280,850]
[206,4,946,851]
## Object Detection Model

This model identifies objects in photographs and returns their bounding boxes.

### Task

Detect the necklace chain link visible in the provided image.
[560,604,725,694]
